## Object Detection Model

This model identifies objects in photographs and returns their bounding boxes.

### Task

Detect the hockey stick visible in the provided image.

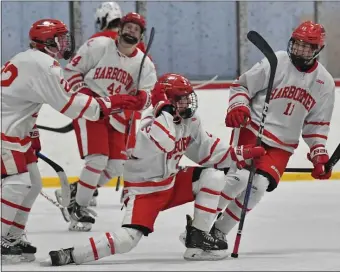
[36,123,74,133]
[115,176,122,191]
[231,31,278,258]
[36,152,71,207]
[325,143,340,172]
[40,191,65,209]
[125,26,155,151]
[116,27,156,193]
[39,191,70,222]
[193,75,218,90]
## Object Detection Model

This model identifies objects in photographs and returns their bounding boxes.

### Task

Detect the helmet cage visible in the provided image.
[33,32,74,60]
[173,91,198,119]
[287,38,323,68]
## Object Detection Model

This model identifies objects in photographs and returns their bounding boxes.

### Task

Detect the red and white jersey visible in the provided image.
[1,49,102,152]
[230,51,335,153]
[123,109,233,195]
[64,37,157,133]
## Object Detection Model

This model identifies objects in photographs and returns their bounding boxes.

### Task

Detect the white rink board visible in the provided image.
[37,88,340,177]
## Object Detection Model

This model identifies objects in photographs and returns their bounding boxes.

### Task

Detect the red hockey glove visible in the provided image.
[307,146,332,179]
[151,83,169,107]
[29,125,41,153]
[134,90,151,110]
[151,83,176,118]
[225,102,251,128]
[230,144,266,169]
[96,95,140,117]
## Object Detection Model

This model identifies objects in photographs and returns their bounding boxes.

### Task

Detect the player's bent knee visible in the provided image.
[84,154,109,171]
[222,168,250,197]
[245,174,269,208]
[194,168,225,194]
[256,169,278,192]
[112,227,143,254]
[253,173,270,193]
[105,159,125,179]
[1,173,32,204]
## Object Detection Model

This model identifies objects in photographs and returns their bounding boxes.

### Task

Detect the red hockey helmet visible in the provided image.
[287,21,326,71]
[291,21,325,47]
[120,12,146,33]
[154,73,198,119]
[29,19,74,60]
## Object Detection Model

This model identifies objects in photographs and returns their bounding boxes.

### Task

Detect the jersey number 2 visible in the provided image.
[283,102,295,116]
[1,62,18,87]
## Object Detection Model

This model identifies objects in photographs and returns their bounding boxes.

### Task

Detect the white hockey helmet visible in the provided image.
[95,2,122,30]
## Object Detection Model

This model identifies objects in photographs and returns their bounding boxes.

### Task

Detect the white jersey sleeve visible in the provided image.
[64,37,108,92]
[184,116,232,169]
[229,55,271,106]
[33,55,101,121]
[132,111,177,157]
[302,79,335,149]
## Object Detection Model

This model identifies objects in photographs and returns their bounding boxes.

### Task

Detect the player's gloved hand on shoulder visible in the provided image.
[151,83,176,116]
[29,125,41,154]
[307,146,332,179]
[225,102,251,128]
[230,144,266,169]
[96,95,140,117]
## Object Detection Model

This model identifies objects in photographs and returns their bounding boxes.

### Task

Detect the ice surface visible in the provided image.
[3,181,340,271]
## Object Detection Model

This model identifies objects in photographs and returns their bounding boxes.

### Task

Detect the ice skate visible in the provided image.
[183,215,228,261]
[68,202,97,232]
[1,236,22,264]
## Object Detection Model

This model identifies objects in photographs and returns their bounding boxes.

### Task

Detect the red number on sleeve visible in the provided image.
[1,62,18,87]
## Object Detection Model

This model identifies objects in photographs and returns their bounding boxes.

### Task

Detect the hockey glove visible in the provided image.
[151,83,178,121]
[134,90,151,110]
[307,146,332,179]
[96,95,140,117]
[230,144,266,169]
[29,124,41,153]
[225,102,251,128]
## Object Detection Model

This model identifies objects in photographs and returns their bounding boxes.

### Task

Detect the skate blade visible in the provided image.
[68,221,92,232]
[20,253,36,262]
[183,248,229,261]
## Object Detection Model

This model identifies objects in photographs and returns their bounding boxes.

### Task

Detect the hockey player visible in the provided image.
[61,12,157,232]
[46,73,266,265]
[1,19,145,262]
[93,2,148,53]
[60,4,149,208]
[94,1,122,36]
[211,21,335,242]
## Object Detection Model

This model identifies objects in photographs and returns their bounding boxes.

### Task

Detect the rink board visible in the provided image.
[41,172,340,187]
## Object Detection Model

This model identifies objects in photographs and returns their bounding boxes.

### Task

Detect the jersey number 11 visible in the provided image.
[283,102,295,116]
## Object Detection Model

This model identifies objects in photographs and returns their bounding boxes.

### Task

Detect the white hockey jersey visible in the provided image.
[1,49,103,152]
[64,37,157,133]
[230,51,335,153]
[123,109,233,195]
